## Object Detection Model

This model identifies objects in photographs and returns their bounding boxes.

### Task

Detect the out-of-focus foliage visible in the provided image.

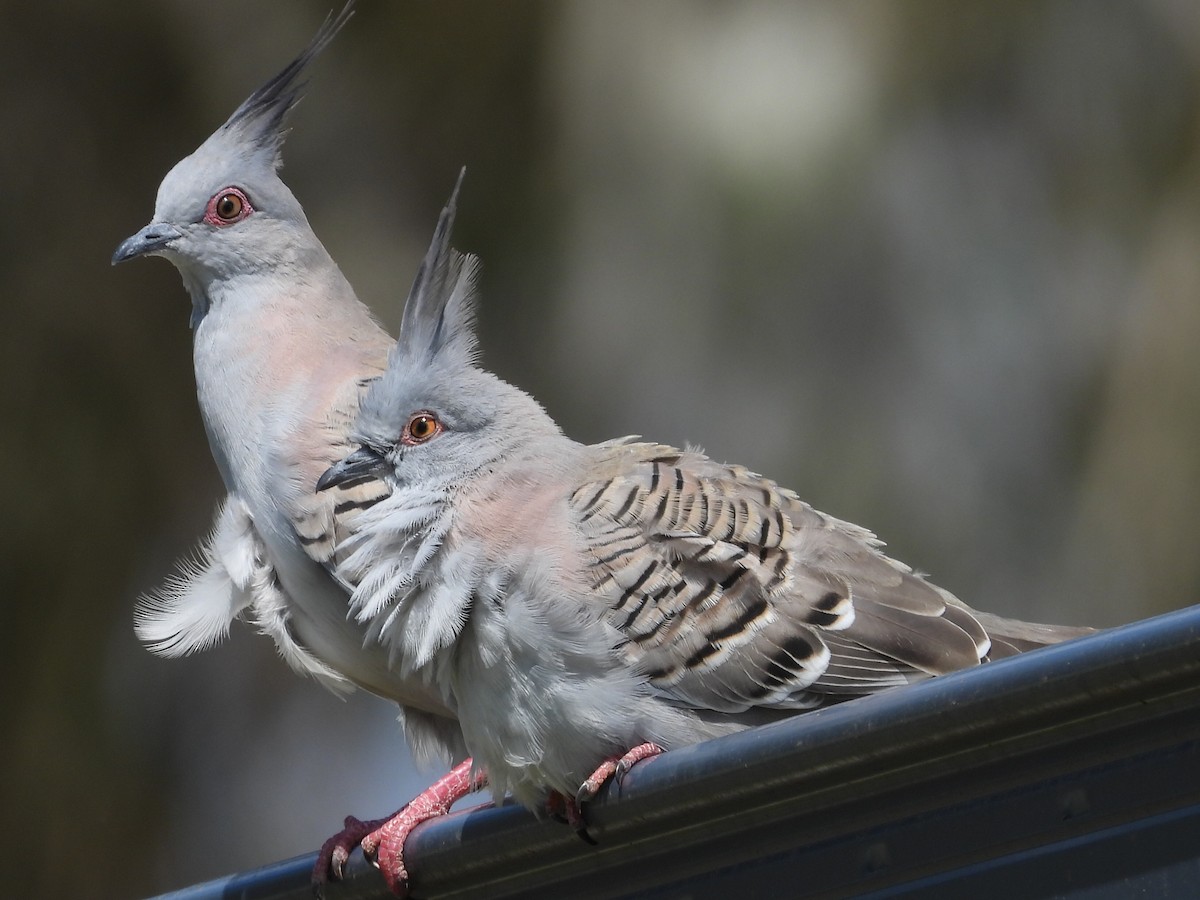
[1,2,1197,896]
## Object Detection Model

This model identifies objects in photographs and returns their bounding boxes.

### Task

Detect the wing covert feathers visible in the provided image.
[572,441,1091,713]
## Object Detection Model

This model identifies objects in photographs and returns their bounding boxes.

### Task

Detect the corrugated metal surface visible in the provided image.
[151,603,1200,900]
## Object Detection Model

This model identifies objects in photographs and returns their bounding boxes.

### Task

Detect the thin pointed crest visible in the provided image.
[395,168,480,366]
[217,2,355,169]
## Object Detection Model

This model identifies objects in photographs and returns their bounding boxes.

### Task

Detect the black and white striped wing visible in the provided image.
[571,440,992,714]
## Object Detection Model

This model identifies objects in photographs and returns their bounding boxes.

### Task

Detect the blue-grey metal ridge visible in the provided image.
[145,602,1200,900]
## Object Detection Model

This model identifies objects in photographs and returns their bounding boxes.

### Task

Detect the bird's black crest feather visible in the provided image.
[395,168,480,367]
[221,2,355,165]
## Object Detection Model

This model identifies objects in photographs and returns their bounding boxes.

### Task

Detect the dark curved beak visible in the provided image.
[316,446,390,492]
[112,222,183,265]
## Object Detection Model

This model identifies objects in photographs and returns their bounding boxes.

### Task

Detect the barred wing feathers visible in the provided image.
[571,440,1081,715]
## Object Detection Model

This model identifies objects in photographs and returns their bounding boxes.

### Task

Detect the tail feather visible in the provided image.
[974,611,1095,660]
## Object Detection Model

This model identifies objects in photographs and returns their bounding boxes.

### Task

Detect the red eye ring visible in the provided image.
[203,187,254,226]
[401,412,442,446]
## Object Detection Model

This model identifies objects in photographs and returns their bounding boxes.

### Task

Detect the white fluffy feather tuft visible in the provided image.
[135,547,249,657]
[135,497,263,656]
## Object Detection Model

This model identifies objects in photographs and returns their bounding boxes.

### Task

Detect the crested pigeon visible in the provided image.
[113,5,1092,896]
[314,172,1094,893]
[111,8,479,889]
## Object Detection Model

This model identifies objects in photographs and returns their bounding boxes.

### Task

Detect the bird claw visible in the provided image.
[361,814,416,897]
[546,791,596,843]
[313,810,430,897]
[313,815,386,895]
[312,758,487,898]
[575,742,665,805]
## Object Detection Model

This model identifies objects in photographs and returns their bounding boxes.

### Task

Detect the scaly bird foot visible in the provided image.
[313,758,488,897]
[314,814,386,890]
[575,741,665,805]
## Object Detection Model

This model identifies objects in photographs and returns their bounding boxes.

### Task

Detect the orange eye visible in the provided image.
[203,187,253,226]
[216,193,242,219]
[402,412,442,445]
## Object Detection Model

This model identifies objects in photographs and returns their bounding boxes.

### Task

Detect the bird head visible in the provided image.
[112,4,354,324]
[317,171,565,495]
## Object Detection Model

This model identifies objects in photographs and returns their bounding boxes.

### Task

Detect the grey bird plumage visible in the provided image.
[113,6,470,767]
[114,7,1091,886]
[319,178,1094,808]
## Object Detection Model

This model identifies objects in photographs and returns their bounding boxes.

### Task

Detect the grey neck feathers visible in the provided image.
[182,236,345,330]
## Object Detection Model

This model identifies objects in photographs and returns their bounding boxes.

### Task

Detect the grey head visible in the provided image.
[112,3,355,325]
[317,172,565,494]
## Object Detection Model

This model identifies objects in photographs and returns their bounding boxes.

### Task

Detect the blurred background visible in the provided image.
[3,1,1199,896]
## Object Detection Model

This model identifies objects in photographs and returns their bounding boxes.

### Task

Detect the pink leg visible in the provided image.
[313,757,488,897]
[575,741,665,804]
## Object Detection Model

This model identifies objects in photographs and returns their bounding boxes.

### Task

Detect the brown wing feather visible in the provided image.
[572,440,1089,714]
